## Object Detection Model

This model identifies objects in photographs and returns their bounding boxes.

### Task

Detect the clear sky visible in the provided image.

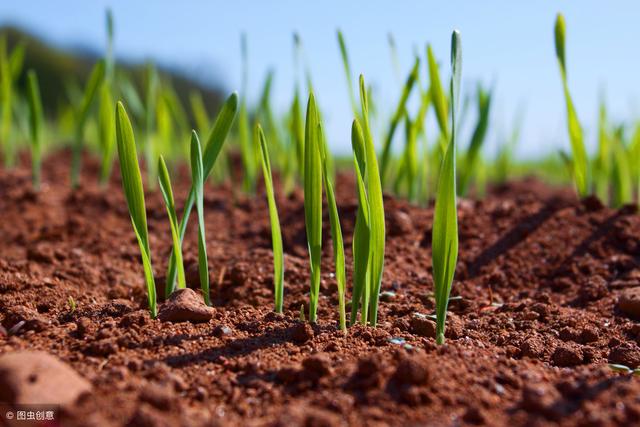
[1,1,639,158]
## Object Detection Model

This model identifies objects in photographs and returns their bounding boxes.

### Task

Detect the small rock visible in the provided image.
[521,336,545,358]
[291,322,314,344]
[2,306,49,333]
[0,351,91,406]
[393,353,430,386]
[579,276,608,302]
[75,317,94,338]
[380,291,396,302]
[579,326,600,344]
[409,315,436,338]
[552,343,584,367]
[608,343,640,368]
[388,210,413,236]
[212,325,233,337]
[157,288,214,323]
[119,311,148,328]
[618,288,640,319]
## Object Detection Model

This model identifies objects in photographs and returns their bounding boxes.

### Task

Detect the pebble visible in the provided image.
[2,306,49,333]
[410,315,436,338]
[521,336,545,358]
[388,210,413,236]
[0,351,92,406]
[608,343,640,368]
[552,343,584,367]
[157,288,215,323]
[290,322,314,344]
[618,288,640,319]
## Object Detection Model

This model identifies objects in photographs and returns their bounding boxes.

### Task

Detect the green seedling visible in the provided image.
[0,37,25,167]
[303,92,323,322]
[190,91,210,135]
[98,83,115,186]
[428,45,449,142]
[350,120,371,325]
[143,63,159,187]
[68,296,77,313]
[317,123,346,332]
[432,30,462,345]
[610,126,632,207]
[115,102,156,317]
[26,70,43,190]
[337,30,358,117]
[459,83,492,196]
[350,75,386,327]
[555,13,589,197]
[257,124,284,313]
[71,59,106,188]
[158,155,186,292]
[380,57,420,186]
[164,92,238,296]
[190,131,210,305]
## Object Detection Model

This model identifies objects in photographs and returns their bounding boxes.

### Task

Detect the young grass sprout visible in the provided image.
[115,102,157,317]
[26,70,43,190]
[190,131,211,305]
[349,75,386,327]
[431,30,462,345]
[164,92,238,296]
[257,124,284,313]
[303,93,323,323]
[158,155,187,292]
[554,13,589,197]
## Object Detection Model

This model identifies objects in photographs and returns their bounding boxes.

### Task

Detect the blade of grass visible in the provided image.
[459,83,492,196]
[611,126,632,207]
[304,92,323,323]
[428,45,449,140]
[98,82,115,186]
[190,131,210,305]
[337,30,358,117]
[317,123,346,332]
[0,37,14,167]
[165,92,238,296]
[432,30,461,345]
[257,124,284,313]
[359,75,386,327]
[380,57,420,186]
[26,70,43,191]
[349,120,371,326]
[71,59,105,188]
[555,13,589,197]
[158,156,186,292]
[115,102,157,317]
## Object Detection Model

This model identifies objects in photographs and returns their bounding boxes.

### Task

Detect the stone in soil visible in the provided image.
[618,288,640,319]
[157,288,214,323]
[0,351,92,406]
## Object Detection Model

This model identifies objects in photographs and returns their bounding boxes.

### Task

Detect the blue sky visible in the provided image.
[2,1,639,158]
